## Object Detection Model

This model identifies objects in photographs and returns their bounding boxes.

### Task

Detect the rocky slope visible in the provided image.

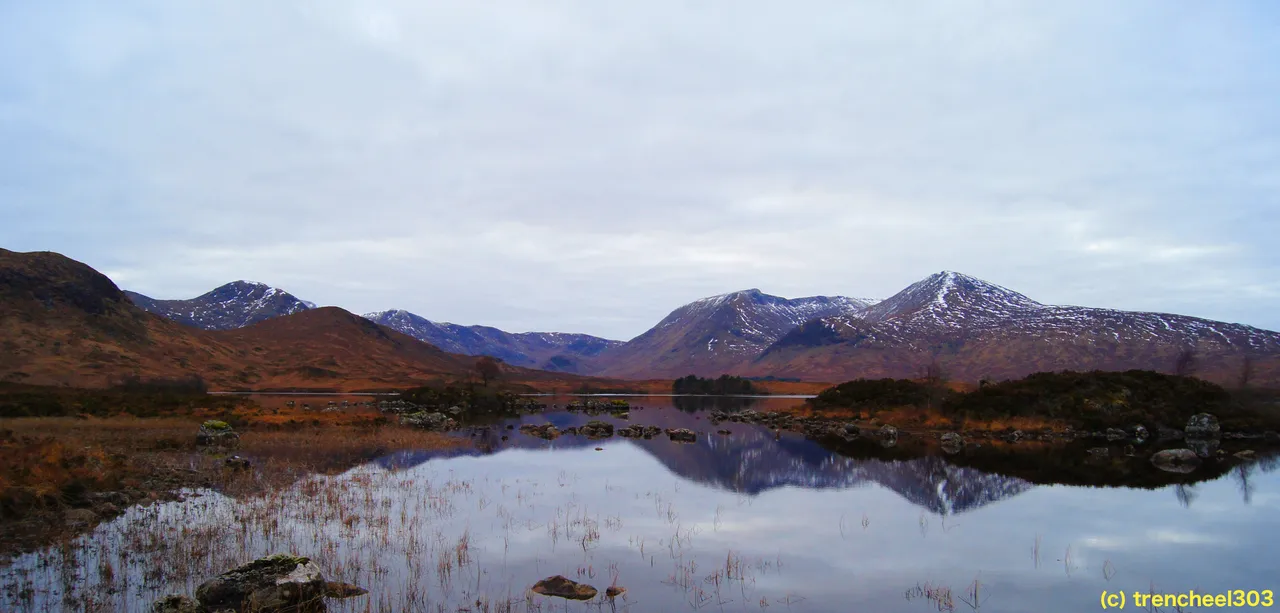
[125,282,316,330]
[363,309,622,373]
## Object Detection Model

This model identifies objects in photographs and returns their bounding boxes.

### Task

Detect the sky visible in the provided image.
[2,1,1278,341]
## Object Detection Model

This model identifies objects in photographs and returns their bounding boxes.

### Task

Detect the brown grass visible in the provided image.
[0,408,468,554]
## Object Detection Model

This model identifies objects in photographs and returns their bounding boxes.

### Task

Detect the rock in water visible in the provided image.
[519,424,561,440]
[195,554,328,612]
[150,595,197,613]
[531,575,598,600]
[606,586,627,598]
[1150,448,1201,473]
[196,420,240,448]
[665,428,697,443]
[940,432,965,454]
[399,412,457,431]
[1185,438,1220,458]
[579,420,615,438]
[1184,413,1221,439]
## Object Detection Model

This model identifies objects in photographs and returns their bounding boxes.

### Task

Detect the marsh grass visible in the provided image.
[1,415,801,612]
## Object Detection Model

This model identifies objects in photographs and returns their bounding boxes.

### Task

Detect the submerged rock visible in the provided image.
[196,420,240,448]
[1185,413,1221,439]
[1104,428,1128,442]
[1151,448,1201,473]
[1086,447,1110,458]
[195,554,329,612]
[1234,450,1257,461]
[531,575,598,600]
[666,428,697,443]
[519,424,561,440]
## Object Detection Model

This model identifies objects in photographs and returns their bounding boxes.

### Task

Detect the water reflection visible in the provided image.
[3,396,1278,613]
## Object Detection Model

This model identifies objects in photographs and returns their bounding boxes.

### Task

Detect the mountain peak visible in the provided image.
[862,271,1041,323]
[126,281,316,330]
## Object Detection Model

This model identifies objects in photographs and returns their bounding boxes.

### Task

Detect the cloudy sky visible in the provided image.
[2,1,1277,340]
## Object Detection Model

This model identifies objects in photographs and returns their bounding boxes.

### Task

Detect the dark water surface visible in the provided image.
[3,395,1278,612]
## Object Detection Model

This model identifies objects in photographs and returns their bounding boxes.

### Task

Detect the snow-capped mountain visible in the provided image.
[754,271,1280,384]
[125,281,316,331]
[362,309,622,372]
[595,289,874,379]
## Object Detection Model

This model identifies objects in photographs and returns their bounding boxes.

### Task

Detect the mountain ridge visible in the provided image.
[125,281,316,331]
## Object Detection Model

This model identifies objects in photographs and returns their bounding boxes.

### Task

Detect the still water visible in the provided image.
[3,396,1278,612]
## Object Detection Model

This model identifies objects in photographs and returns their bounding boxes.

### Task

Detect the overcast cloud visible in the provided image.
[2,1,1278,340]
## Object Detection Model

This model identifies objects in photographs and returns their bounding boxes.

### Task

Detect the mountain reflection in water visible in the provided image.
[381,399,1033,515]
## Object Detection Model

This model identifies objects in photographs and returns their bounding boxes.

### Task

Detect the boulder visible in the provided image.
[1104,428,1128,442]
[1132,424,1149,443]
[531,575,597,600]
[1185,413,1221,439]
[666,428,697,443]
[196,420,240,448]
[579,421,615,439]
[606,586,627,599]
[195,554,328,613]
[878,425,898,447]
[1151,448,1201,473]
[519,424,561,440]
[400,412,457,431]
[150,595,197,613]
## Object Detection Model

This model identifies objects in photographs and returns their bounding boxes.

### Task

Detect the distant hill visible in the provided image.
[363,309,622,373]
[125,281,316,330]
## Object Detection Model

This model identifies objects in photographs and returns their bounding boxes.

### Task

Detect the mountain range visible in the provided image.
[0,248,629,390]
[10,248,1280,387]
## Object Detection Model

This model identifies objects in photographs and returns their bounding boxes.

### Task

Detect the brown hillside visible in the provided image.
[0,249,638,391]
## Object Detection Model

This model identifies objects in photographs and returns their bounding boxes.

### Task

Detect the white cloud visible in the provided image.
[1,0,1278,338]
